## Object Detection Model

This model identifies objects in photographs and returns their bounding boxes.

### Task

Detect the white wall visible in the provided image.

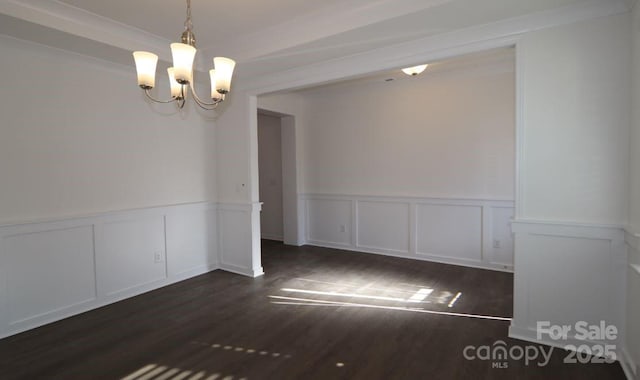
[519,14,630,225]
[215,93,264,276]
[258,54,517,270]
[295,61,515,199]
[0,36,221,338]
[626,3,640,377]
[510,13,631,364]
[0,202,218,339]
[223,9,634,370]
[258,113,284,240]
[0,35,216,225]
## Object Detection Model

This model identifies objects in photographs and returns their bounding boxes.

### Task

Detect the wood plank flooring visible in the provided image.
[0,240,625,379]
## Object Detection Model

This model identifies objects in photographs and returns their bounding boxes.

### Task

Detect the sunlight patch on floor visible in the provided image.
[120,364,246,380]
[268,295,511,321]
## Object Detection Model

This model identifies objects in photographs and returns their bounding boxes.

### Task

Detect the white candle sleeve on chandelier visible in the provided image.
[170,43,197,84]
[213,57,236,93]
[209,69,221,100]
[133,51,158,89]
[167,68,182,99]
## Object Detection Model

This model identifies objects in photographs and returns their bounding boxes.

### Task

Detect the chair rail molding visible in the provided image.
[298,193,515,272]
[508,218,627,367]
[0,201,219,339]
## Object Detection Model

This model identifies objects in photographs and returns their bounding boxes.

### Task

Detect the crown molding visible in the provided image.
[0,0,171,60]
[200,0,453,62]
[0,0,630,87]
[238,0,629,94]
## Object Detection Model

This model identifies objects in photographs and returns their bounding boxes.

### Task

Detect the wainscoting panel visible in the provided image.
[217,202,264,277]
[489,207,516,267]
[357,201,410,254]
[2,226,96,327]
[299,194,514,271]
[509,220,626,356]
[97,216,167,297]
[0,202,218,339]
[416,203,482,262]
[306,198,352,247]
[166,206,218,278]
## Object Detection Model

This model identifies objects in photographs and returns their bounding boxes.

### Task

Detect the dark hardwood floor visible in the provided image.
[0,240,625,379]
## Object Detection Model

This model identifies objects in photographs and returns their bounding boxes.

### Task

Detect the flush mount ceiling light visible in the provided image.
[132,0,235,110]
[401,64,428,76]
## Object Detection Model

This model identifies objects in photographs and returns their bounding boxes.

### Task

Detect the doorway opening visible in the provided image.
[257,109,300,247]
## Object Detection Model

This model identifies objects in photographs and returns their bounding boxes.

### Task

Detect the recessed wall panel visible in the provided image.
[306,199,351,245]
[357,201,409,253]
[416,204,482,261]
[3,226,96,324]
[99,217,166,296]
[166,208,216,276]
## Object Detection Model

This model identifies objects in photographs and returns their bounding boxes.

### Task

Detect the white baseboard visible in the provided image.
[620,346,638,380]
[299,193,515,272]
[306,239,513,272]
[220,262,264,278]
[0,202,219,339]
[509,324,618,361]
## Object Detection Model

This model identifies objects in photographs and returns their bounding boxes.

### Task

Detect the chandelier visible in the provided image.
[132,0,235,110]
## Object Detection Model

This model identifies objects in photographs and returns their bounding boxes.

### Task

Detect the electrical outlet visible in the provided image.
[493,239,501,249]
[154,251,164,263]
[340,224,346,233]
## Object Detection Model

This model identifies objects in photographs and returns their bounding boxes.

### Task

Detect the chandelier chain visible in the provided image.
[184,0,193,31]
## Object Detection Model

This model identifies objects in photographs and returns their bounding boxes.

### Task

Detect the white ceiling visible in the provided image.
[0,0,631,81]
[291,47,516,95]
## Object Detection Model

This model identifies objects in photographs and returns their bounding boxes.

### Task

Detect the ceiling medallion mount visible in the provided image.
[132,0,235,110]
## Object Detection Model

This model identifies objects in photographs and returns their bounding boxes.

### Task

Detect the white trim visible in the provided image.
[625,227,640,252]
[300,193,515,272]
[0,202,223,339]
[510,219,628,375]
[0,0,170,59]
[620,347,638,380]
[307,239,513,273]
[512,219,626,239]
[219,263,264,278]
[0,201,216,231]
[216,201,265,278]
[514,40,526,219]
[509,325,619,361]
[242,0,627,94]
[300,193,514,206]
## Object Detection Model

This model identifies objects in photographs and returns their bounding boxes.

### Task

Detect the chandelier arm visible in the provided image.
[192,97,219,110]
[144,89,178,104]
[188,79,222,108]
